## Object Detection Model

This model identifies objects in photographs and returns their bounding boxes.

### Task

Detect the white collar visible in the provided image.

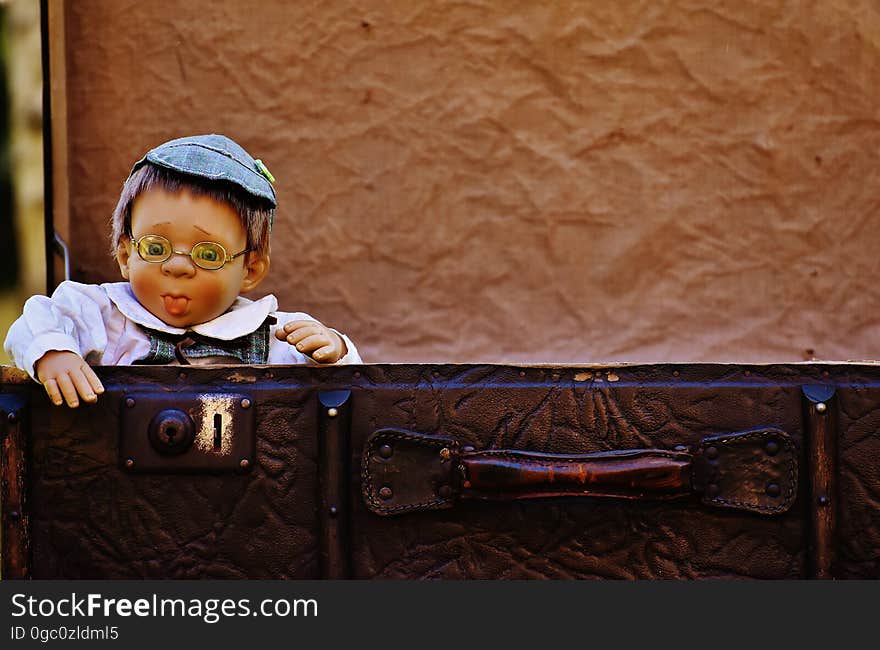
[103,282,278,340]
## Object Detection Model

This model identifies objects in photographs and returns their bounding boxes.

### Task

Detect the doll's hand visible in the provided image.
[35,350,105,408]
[275,319,348,364]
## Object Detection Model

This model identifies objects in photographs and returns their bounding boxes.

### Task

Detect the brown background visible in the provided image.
[53,0,880,364]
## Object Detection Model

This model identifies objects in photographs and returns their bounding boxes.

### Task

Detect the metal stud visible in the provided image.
[125,397,136,408]
[705,446,719,460]
[378,486,393,500]
[7,411,18,423]
[328,505,339,517]
[818,495,830,507]
[327,407,338,418]
[765,440,779,456]
[241,398,251,409]
[239,459,250,470]
[766,482,781,497]
[439,448,451,461]
[378,444,393,459]
[816,402,827,413]
[125,458,135,469]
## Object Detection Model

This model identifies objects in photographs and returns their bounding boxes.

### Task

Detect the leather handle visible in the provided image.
[362,427,798,516]
[460,448,691,501]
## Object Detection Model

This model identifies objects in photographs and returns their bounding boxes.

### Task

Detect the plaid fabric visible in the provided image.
[135,317,274,365]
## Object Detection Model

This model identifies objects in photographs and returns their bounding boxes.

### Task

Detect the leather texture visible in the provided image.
[12,362,880,579]
[363,427,795,514]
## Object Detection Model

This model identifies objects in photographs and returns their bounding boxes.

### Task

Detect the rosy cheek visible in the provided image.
[195,276,224,305]
[129,270,160,307]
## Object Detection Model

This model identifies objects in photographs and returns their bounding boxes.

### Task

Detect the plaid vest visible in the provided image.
[135,317,275,365]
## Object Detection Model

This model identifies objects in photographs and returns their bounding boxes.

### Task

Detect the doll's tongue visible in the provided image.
[163,295,189,316]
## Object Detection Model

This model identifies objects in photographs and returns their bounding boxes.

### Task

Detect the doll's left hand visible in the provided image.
[275,319,347,364]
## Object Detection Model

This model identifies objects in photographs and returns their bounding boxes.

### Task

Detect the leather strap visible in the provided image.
[362,427,797,516]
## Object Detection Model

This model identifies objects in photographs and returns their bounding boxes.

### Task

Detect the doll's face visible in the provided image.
[116,187,269,328]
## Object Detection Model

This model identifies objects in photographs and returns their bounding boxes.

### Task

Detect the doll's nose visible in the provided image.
[161,252,197,277]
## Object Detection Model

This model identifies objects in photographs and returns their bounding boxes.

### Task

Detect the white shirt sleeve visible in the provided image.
[267,311,363,365]
[3,281,115,380]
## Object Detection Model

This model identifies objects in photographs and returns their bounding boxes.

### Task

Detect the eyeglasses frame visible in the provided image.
[128,233,252,271]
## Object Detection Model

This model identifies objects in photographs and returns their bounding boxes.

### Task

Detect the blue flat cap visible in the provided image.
[130,134,276,207]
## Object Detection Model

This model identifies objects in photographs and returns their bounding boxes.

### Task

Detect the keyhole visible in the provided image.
[166,426,177,443]
[213,414,222,450]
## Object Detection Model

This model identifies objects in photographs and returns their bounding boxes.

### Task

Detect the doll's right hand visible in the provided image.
[35,350,105,408]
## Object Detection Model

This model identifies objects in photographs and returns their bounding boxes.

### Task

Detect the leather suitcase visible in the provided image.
[2,361,872,579]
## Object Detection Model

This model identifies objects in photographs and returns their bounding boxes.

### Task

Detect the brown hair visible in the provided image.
[109,163,274,256]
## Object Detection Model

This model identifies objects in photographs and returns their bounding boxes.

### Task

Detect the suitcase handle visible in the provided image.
[361,427,797,516]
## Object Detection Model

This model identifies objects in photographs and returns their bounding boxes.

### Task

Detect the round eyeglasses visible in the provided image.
[131,234,251,271]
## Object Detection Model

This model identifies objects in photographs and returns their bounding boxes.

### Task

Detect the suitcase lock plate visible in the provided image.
[120,392,255,473]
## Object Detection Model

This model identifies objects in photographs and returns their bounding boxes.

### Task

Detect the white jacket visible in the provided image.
[4,281,362,380]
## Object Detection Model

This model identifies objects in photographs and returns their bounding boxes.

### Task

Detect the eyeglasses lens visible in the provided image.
[137,235,172,262]
[191,242,226,270]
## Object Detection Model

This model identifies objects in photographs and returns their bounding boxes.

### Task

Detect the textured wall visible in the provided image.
[58,0,880,363]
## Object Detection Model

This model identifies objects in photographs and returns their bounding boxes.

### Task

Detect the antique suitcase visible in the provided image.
[2,360,874,579]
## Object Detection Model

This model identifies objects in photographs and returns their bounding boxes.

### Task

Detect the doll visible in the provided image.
[4,134,361,407]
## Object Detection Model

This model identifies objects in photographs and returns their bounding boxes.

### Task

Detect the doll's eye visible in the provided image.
[192,243,226,269]
[137,236,171,262]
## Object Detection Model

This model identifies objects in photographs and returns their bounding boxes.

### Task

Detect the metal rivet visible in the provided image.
[462,445,475,453]
[766,482,781,497]
[673,370,680,377]
[705,446,719,460]
[816,402,827,413]
[354,371,361,378]
[239,459,250,470]
[552,373,560,381]
[241,398,251,409]
[743,370,751,376]
[432,371,440,378]
[9,510,21,521]
[437,484,452,498]
[125,458,135,469]
[327,407,338,418]
[765,440,779,456]
[519,371,526,377]
[328,505,338,517]
[178,371,187,380]
[7,411,18,423]
[706,483,719,498]
[125,397,136,408]
[378,486,393,500]
[264,370,274,379]
[378,444,393,459]
[439,448,451,461]
[818,495,830,507]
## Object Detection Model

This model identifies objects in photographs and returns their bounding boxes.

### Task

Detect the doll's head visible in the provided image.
[110,135,277,328]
